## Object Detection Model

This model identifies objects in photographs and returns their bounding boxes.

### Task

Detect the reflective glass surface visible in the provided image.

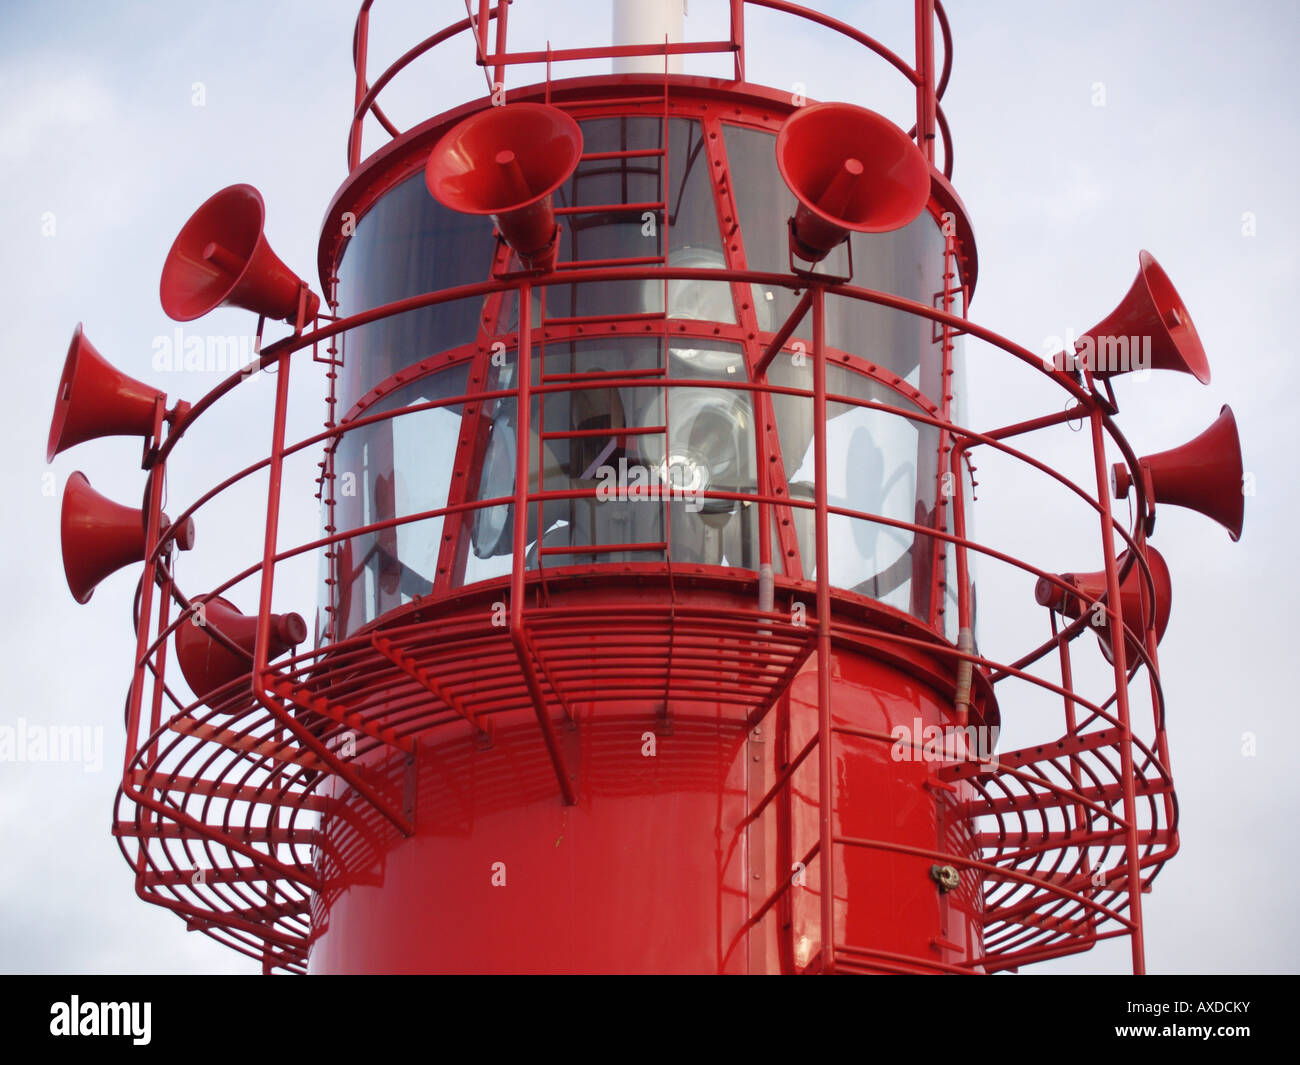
[722,123,948,398]
[331,363,468,637]
[324,106,968,639]
[768,359,939,618]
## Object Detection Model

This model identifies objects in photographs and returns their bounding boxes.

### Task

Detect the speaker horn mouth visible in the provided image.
[426,103,583,218]
[47,323,170,463]
[161,184,266,322]
[1137,250,1211,385]
[776,101,932,261]
[426,103,583,268]
[47,323,86,463]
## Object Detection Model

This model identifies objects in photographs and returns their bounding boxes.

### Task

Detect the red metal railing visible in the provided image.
[115,257,1173,973]
[347,0,955,176]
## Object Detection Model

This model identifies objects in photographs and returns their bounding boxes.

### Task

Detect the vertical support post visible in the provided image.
[931,234,958,639]
[914,0,937,165]
[1089,409,1146,975]
[126,407,168,765]
[510,281,576,806]
[1135,526,1179,856]
[731,0,745,82]
[253,351,292,678]
[511,283,532,621]
[127,411,168,897]
[948,441,974,725]
[477,0,490,56]
[147,569,173,753]
[492,0,510,96]
[350,4,371,171]
[812,284,834,973]
[250,349,413,833]
[1052,612,1096,941]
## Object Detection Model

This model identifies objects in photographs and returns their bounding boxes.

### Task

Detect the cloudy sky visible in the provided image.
[1,0,1295,974]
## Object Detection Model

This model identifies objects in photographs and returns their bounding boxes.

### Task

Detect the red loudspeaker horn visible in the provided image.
[1035,546,1172,665]
[775,102,932,263]
[1112,404,1244,541]
[175,595,307,704]
[1054,251,1211,382]
[48,324,187,462]
[425,103,583,271]
[61,472,196,604]
[160,184,320,326]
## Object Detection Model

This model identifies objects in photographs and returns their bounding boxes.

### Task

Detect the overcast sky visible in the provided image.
[1,0,1295,975]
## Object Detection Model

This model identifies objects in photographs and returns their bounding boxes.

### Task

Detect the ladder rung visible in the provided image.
[580,149,666,161]
[543,367,666,383]
[554,202,664,216]
[554,256,665,271]
[577,94,669,106]
[541,425,665,440]
[542,311,665,327]
[540,541,668,557]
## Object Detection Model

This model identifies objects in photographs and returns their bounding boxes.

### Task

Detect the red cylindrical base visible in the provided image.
[309,639,985,974]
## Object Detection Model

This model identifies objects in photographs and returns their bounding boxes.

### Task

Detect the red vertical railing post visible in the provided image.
[1089,409,1146,974]
[1135,525,1179,860]
[931,234,958,638]
[731,0,745,82]
[145,566,173,761]
[948,441,975,724]
[253,350,292,678]
[1052,611,1097,942]
[247,347,412,832]
[350,3,371,171]
[812,284,835,972]
[478,0,490,56]
[492,0,510,95]
[509,280,576,806]
[914,0,937,165]
[126,415,168,898]
[126,412,168,765]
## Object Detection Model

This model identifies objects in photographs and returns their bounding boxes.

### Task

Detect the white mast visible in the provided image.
[612,0,686,74]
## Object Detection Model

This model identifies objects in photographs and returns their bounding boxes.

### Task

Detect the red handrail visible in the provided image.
[348,0,955,176]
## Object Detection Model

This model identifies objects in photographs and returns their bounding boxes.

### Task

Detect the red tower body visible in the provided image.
[50,1,1245,974]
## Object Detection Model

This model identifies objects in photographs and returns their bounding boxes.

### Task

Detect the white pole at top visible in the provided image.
[611,0,687,74]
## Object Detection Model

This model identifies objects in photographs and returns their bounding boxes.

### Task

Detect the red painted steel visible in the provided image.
[776,102,931,260]
[1112,404,1244,541]
[175,597,307,706]
[47,324,178,462]
[160,184,321,327]
[60,472,193,605]
[426,103,583,269]
[48,0,1240,974]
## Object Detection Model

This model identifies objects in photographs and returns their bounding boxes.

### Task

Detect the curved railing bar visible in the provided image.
[146,371,1153,683]
[143,323,1161,719]
[934,1,952,100]
[123,248,1175,973]
[348,11,489,170]
[157,264,1116,468]
[347,0,954,177]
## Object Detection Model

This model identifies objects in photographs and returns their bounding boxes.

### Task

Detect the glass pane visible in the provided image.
[459,338,761,573]
[555,116,664,269]
[653,110,734,323]
[769,360,940,621]
[721,122,949,399]
[659,341,757,567]
[721,124,815,340]
[337,297,483,419]
[336,169,494,406]
[328,364,469,635]
[540,338,665,566]
[336,170,495,307]
[460,351,526,586]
